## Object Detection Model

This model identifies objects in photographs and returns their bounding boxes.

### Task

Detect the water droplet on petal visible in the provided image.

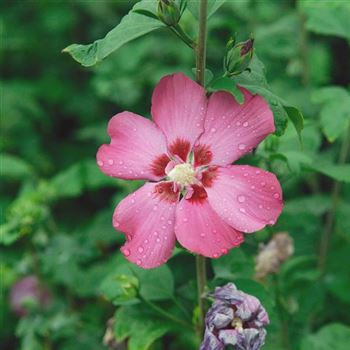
[97,160,103,166]
[243,121,249,127]
[273,193,280,199]
[211,127,217,133]
[238,143,246,150]
[156,238,161,243]
[239,207,246,213]
[200,233,205,238]
[213,253,218,258]
[183,218,188,223]
[138,246,144,253]
[108,159,114,165]
[268,220,275,225]
[261,181,266,187]
[144,239,149,244]
[258,204,263,209]
[255,170,261,175]
[237,195,246,203]
[118,160,124,165]
[236,121,241,126]
[123,248,130,257]
[221,248,228,254]
[136,259,142,266]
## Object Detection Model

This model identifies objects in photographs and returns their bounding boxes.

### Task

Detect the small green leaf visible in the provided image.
[307,161,350,183]
[187,0,226,19]
[132,264,175,301]
[284,105,304,144]
[209,77,244,104]
[1,154,34,180]
[312,86,350,142]
[301,1,350,40]
[114,305,172,350]
[212,248,254,280]
[63,1,165,66]
[301,323,350,350]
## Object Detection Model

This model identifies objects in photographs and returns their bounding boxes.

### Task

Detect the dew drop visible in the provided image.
[238,143,246,150]
[167,220,172,225]
[221,248,228,254]
[268,220,275,225]
[118,160,124,165]
[108,159,114,165]
[255,170,261,175]
[200,233,205,238]
[136,259,142,266]
[258,204,263,209]
[239,207,246,213]
[97,160,103,166]
[156,238,161,243]
[131,199,135,204]
[237,195,246,203]
[123,248,130,257]
[183,218,188,223]
[243,121,249,127]
[273,193,280,199]
[144,239,149,244]
[211,127,217,133]
[236,121,241,126]
[138,246,144,253]
[261,181,266,187]
[213,253,219,258]
[251,185,255,190]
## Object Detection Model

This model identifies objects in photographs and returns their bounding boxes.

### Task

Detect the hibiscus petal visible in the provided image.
[96,112,170,181]
[175,194,243,258]
[113,182,178,269]
[205,165,283,233]
[196,88,274,166]
[151,73,207,161]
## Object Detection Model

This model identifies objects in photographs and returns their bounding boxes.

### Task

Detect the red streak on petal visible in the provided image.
[193,143,213,167]
[187,185,208,204]
[168,138,191,162]
[154,182,179,203]
[201,166,218,188]
[151,153,170,177]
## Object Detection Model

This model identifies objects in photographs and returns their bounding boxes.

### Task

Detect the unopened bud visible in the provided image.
[158,0,181,26]
[116,274,139,301]
[224,36,254,76]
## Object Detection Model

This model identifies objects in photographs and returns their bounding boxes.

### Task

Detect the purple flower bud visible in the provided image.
[200,283,269,350]
[10,276,51,317]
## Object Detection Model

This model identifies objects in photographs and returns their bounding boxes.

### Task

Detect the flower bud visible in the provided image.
[157,0,181,26]
[255,232,294,279]
[115,274,139,301]
[200,283,269,350]
[224,37,254,76]
[10,276,51,317]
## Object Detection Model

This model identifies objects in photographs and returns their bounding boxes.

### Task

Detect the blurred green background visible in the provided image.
[1,1,350,349]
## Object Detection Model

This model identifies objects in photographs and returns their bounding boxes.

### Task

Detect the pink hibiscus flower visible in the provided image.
[97,73,283,269]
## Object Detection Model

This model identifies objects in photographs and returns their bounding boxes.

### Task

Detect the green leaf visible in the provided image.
[312,86,350,142]
[133,264,175,301]
[114,305,172,350]
[307,161,350,183]
[300,1,350,40]
[1,154,34,180]
[301,323,350,350]
[63,1,164,66]
[233,55,289,135]
[187,0,226,19]
[212,248,254,280]
[209,77,244,104]
[283,106,304,144]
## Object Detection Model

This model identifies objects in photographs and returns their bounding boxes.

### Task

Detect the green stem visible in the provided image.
[173,24,196,49]
[195,0,208,86]
[195,0,208,338]
[318,125,350,272]
[144,299,193,329]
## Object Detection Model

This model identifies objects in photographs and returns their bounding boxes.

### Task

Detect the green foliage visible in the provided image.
[63,1,165,66]
[2,1,350,350]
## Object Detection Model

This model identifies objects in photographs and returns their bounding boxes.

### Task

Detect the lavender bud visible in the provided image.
[10,276,51,317]
[224,37,254,77]
[200,283,269,350]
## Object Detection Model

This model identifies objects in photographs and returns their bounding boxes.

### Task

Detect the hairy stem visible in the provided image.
[195,0,208,338]
[318,125,350,272]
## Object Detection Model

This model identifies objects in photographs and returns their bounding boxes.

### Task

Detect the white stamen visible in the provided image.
[167,163,196,186]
